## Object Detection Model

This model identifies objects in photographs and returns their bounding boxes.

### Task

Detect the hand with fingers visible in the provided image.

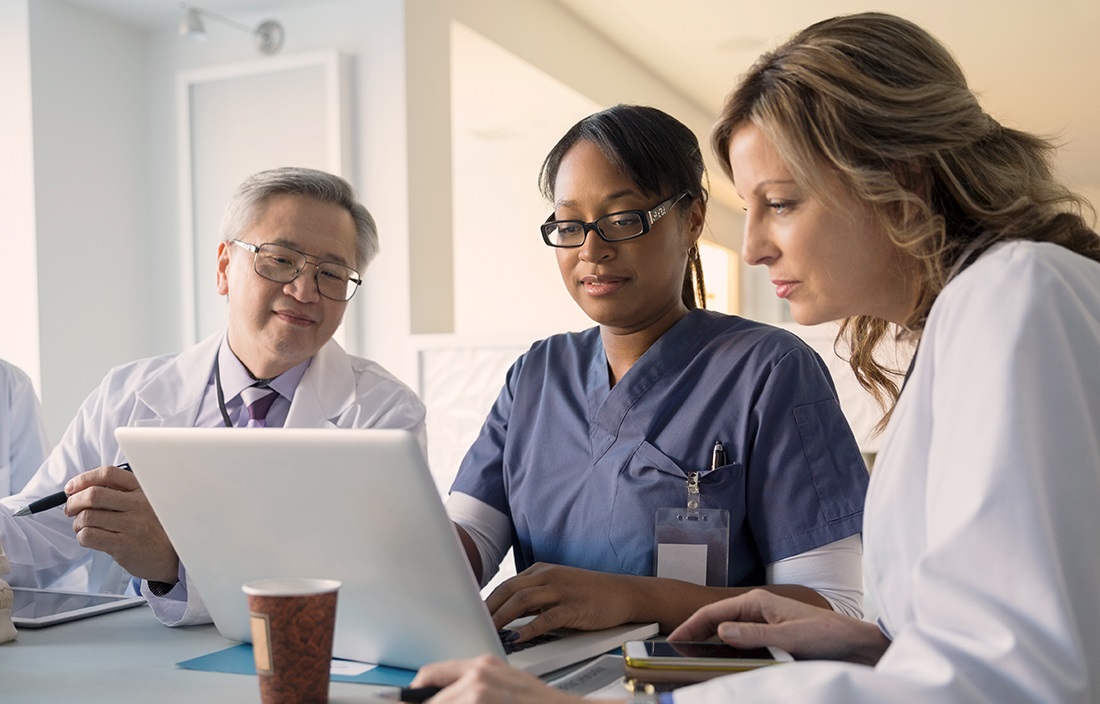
[64,464,180,584]
[670,588,890,666]
[412,654,597,704]
[485,563,640,643]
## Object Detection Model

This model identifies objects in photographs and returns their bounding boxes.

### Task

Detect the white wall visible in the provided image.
[25,0,151,441]
[0,0,41,401]
[450,21,598,339]
[450,0,742,247]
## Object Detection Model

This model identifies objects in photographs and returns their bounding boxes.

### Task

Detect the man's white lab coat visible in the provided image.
[0,332,426,600]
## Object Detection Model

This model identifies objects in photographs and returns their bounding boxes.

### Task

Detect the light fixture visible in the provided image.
[178,3,285,55]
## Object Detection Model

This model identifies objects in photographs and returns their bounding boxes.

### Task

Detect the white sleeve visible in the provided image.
[142,564,212,626]
[446,487,866,615]
[0,375,131,594]
[767,533,864,618]
[3,364,51,496]
[446,491,511,588]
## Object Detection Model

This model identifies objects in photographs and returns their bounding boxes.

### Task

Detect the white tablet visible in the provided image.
[10,587,147,628]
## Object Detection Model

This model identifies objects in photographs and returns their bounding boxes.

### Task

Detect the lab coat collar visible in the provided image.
[284,339,356,428]
[132,332,356,428]
[134,332,223,427]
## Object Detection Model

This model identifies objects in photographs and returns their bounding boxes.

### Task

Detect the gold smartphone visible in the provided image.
[623,640,792,674]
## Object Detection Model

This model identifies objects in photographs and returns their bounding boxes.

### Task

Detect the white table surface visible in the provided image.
[0,604,392,702]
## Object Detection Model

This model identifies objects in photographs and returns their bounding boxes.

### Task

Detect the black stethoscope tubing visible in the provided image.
[213,359,234,428]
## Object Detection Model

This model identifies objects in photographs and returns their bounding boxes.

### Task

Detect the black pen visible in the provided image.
[711,441,726,471]
[378,686,443,703]
[13,463,131,517]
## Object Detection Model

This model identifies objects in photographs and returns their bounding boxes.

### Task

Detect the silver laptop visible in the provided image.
[114,427,657,674]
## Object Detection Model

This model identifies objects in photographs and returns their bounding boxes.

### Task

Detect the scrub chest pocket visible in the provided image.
[607,440,744,581]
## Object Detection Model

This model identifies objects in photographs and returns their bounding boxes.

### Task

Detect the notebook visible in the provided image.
[114,427,657,675]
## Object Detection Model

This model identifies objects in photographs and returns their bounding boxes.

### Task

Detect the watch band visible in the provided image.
[146,580,176,597]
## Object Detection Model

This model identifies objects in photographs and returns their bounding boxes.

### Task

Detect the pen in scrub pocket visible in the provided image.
[711,441,726,471]
[13,463,132,517]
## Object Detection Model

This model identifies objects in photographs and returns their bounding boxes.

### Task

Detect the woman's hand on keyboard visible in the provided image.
[484,563,640,642]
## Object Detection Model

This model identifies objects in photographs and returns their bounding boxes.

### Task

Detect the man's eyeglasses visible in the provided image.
[230,240,362,302]
[540,192,691,248]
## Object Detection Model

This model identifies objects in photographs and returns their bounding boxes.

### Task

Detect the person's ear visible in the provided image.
[682,196,706,249]
[215,241,232,297]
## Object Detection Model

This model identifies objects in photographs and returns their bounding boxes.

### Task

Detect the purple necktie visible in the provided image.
[240,386,277,428]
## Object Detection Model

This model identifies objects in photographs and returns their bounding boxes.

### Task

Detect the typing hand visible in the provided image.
[485,563,637,643]
[670,588,890,666]
[65,465,180,584]
[412,655,590,704]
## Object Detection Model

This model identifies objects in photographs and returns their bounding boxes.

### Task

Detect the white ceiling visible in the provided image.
[554,0,1100,202]
[66,0,1100,201]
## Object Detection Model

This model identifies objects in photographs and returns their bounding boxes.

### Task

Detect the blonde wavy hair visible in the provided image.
[712,12,1099,428]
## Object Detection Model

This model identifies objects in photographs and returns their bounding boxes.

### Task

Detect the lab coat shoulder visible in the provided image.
[13,335,221,505]
[922,240,1100,472]
[0,339,219,594]
[926,239,1100,349]
[290,339,426,449]
[0,359,51,496]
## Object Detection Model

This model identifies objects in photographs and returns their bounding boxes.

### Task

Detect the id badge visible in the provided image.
[654,507,729,587]
[653,441,730,587]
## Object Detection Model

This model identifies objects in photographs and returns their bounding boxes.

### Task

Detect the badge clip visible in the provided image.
[686,471,700,511]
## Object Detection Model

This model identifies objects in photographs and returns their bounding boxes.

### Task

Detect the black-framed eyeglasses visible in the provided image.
[540,191,691,248]
[230,240,362,302]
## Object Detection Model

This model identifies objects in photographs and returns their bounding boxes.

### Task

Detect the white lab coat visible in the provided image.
[0,359,51,497]
[0,332,426,602]
[674,241,1100,702]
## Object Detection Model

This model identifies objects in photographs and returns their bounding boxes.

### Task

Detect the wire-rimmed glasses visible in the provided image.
[230,240,362,301]
[540,191,691,248]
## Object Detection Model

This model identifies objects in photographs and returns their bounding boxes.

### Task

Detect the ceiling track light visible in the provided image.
[178,3,285,55]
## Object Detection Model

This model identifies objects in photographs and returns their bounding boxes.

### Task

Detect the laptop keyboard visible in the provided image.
[499,629,562,654]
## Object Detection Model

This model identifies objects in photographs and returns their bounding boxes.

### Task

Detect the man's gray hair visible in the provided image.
[220,167,379,269]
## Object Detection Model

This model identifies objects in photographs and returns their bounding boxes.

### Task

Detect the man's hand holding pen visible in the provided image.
[64,464,181,585]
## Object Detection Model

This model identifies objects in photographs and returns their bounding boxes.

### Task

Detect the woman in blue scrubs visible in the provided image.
[447,104,869,642]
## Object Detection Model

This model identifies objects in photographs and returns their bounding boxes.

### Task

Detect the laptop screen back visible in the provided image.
[115,427,505,670]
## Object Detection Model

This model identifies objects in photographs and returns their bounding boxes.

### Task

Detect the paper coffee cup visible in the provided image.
[242,578,341,704]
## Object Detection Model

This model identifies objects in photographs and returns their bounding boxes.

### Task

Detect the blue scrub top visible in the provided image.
[451,309,868,586]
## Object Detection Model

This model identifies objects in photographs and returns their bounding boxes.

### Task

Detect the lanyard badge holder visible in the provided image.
[654,442,730,587]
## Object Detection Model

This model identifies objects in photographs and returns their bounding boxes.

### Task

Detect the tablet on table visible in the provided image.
[10,587,146,628]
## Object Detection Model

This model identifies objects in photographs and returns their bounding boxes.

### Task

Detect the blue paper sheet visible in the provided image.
[177,643,416,686]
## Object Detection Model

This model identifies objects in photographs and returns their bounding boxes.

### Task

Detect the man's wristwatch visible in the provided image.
[147,580,176,597]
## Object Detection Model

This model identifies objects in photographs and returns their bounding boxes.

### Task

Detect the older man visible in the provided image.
[0,167,425,625]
